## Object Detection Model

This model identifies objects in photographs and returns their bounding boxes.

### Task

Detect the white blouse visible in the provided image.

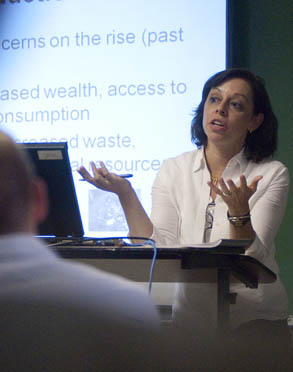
[151,147,289,332]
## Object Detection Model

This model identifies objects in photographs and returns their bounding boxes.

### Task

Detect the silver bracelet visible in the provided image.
[227,212,251,227]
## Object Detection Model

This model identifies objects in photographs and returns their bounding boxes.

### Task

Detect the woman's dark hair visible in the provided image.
[191,68,278,162]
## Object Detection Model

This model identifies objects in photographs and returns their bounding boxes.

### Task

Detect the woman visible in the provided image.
[78,69,290,360]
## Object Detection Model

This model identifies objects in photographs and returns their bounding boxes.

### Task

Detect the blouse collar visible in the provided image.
[192,146,249,174]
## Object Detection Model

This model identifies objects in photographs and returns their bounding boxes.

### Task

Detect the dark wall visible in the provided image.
[231,0,293,312]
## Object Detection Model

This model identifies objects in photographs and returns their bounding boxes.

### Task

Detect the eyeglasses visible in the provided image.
[204,200,215,242]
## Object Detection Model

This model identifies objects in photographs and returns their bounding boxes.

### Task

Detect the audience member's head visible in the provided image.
[0,131,48,235]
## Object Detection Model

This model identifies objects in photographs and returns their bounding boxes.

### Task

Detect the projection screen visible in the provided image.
[0,0,227,237]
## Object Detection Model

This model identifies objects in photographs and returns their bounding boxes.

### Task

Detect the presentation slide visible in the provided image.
[0,0,226,237]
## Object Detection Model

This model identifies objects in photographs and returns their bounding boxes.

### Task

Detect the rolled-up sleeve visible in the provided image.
[246,164,290,264]
[150,160,181,246]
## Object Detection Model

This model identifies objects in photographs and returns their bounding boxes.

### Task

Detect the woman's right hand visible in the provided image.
[79,161,153,240]
[77,161,132,196]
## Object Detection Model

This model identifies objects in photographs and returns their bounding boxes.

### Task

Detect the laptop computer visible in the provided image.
[21,142,84,240]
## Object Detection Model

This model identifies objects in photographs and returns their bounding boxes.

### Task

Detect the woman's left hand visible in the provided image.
[208,174,263,216]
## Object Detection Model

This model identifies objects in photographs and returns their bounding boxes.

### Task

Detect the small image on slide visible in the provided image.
[88,188,140,232]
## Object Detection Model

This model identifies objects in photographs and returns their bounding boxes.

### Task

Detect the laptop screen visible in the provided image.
[21,142,84,238]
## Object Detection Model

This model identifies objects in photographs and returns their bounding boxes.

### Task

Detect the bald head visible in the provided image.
[0,131,47,234]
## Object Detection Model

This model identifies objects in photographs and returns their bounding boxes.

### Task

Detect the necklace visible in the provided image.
[211,175,218,185]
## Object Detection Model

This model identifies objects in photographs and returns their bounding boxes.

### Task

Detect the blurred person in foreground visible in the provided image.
[0,130,162,371]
